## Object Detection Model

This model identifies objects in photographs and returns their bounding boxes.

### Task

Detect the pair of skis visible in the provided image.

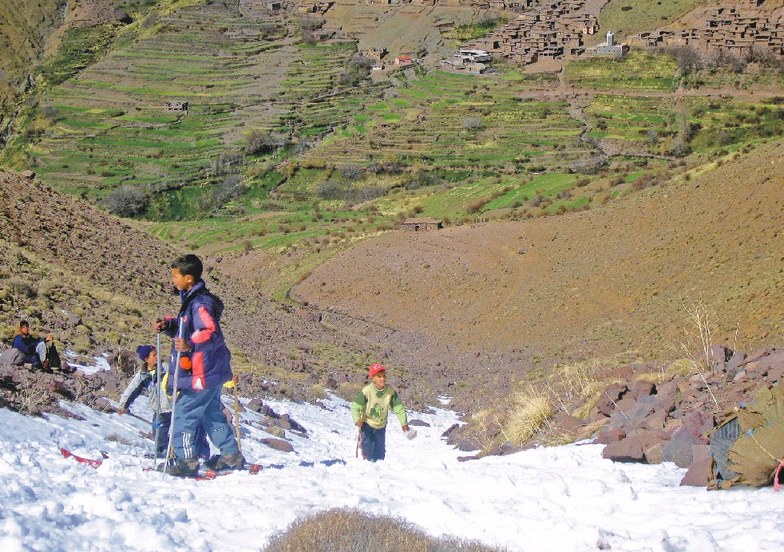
[60,448,262,480]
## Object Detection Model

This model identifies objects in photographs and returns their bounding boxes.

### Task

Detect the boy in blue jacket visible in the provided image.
[154,254,243,476]
[11,320,49,370]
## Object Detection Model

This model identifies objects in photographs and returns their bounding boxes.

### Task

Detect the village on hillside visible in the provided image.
[355,0,784,75]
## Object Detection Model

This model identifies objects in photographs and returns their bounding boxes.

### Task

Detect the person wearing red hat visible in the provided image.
[351,363,411,461]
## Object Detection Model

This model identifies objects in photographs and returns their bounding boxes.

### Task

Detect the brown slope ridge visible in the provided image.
[0,171,181,354]
[0,172,364,394]
[294,140,784,374]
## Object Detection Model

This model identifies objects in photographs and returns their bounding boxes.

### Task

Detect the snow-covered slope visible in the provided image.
[0,389,781,551]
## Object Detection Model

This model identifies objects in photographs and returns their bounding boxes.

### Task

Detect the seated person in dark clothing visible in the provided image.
[11,320,49,370]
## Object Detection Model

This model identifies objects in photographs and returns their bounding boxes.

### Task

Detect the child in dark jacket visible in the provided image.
[154,254,242,476]
[351,363,411,461]
[11,320,49,370]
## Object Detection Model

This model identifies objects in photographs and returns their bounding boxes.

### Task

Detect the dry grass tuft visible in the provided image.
[263,508,506,552]
[504,388,553,445]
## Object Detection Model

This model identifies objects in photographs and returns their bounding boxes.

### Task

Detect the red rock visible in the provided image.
[644,442,665,464]
[680,445,712,487]
[603,431,666,463]
[556,414,583,432]
[596,383,628,417]
[630,380,655,398]
[594,427,626,444]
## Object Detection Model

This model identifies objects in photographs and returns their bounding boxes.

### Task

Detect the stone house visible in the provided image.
[165,101,189,113]
[401,218,443,232]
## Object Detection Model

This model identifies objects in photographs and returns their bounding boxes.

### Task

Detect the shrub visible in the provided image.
[316,179,343,200]
[104,185,149,217]
[296,15,325,31]
[467,198,490,214]
[246,130,287,156]
[210,153,245,175]
[340,165,365,181]
[504,389,553,444]
[213,175,246,206]
[664,46,702,76]
[263,508,506,552]
[462,116,485,132]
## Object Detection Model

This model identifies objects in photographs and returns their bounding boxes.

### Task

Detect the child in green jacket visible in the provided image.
[351,363,411,461]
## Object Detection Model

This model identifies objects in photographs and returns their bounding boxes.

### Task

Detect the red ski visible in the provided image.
[146,463,263,480]
[60,448,104,468]
[199,463,263,479]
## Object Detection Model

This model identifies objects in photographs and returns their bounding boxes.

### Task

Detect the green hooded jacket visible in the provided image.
[351,383,408,429]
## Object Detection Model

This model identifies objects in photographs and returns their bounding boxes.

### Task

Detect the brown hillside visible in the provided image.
[0,171,373,400]
[294,140,784,380]
[0,170,181,354]
[0,0,64,117]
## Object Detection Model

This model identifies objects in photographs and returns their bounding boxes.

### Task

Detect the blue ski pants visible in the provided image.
[172,385,238,460]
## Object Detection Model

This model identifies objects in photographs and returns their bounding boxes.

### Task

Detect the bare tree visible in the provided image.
[104,185,149,217]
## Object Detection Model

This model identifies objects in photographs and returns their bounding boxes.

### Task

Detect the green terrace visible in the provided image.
[585,95,784,155]
[3,4,386,220]
[598,0,703,39]
[300,70,592,172]
[564,52,679,92]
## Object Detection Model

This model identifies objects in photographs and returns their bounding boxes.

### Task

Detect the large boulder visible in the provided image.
[663,411,712,467]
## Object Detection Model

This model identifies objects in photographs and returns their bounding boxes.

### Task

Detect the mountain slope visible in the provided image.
[0,170,180,354]
[293,139,784,370]
[0,171,374,399]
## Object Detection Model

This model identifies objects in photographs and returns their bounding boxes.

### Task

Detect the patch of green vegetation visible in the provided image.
[684,65,784,91]
[442,16,509,42]
[585,94,784,157]
[303,69,590,174]
[484,173,578,211]
[39,24,118,87]
[599,0,703,39]
[565,52,678,92]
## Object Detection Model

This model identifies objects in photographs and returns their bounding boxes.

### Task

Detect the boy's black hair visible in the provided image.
[171,254,203,281]
[19,320,29,328]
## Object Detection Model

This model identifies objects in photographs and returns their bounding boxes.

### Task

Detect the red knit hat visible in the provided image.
[368,363,386,377]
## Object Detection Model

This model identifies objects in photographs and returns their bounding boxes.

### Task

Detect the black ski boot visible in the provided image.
[212,452,245,470]
[161,458,199,476]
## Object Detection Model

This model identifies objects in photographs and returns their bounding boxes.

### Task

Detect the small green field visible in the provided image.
[585,94,784,156]
[301,69,591,173]
[599,0,703,39]
[564,52,678,92]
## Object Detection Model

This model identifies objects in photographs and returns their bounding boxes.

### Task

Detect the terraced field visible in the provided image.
[16,6,277,197]
[564,52,679,92]
[599,0,704,39]
[301,70,594,173]
[585,94,784,156]
[7,3,379,219]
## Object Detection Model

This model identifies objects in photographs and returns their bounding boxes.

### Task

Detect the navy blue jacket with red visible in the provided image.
[163,280,232,394]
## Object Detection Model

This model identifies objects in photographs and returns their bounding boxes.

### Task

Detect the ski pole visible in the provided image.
[231,375,242,455]
[163,317,183,478]
[152,330,162,469]
[355,420,365,460]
